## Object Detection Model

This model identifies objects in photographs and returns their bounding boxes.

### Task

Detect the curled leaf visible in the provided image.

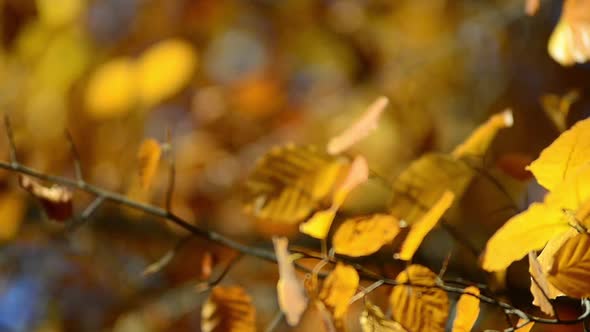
[201,286,256,332]
[137,138,162,189]
[547,233,590,298]
[332,214,400,257]
[319,263,359,321]
[451,286,480,332]
[327,96,388,155]
[273,237,308,326]
[451,109,513,160]
[19,175,73,221]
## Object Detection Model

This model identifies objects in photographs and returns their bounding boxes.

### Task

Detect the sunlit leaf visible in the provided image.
[85,57,137,119]
[390,265,449,332]
[527,118,590,191]
[451,109,513,160]
[547,233,590,298]
[19,175,73,221]
[36,0,84,27]
[548,0,590,66]
[273,237,308,326]
[319,263,359,321]
[327,96,388,155]
[299,209,336,240]
[137,138,162,190]
[451,286,480,332]
[540,90,580,132]
[528,252,556,316]
[360,301,407,332]
[515,318,534,332]
[136,38,197,107]
[395,190,454,261]
[201,286,256,332]
[332,214,400,257]
[243,144,348,224]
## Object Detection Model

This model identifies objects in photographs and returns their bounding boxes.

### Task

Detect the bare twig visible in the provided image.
[164,127,175,212]
[65,130,84,183]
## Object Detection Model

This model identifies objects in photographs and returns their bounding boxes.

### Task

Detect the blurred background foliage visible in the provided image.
[0,0,588,331]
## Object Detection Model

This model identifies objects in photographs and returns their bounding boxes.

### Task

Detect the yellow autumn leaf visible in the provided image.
[299,209,336,240]
[540,90,580,132]
[396,190,455,261]
[390,265,449,332]
[36,0,84,27]
[360,301,407,332]
[527,118,590,191]
[332,214,401,257]
[201,286,256,332]
[451,286,480,332]
[0,193,26,241]
[515,318,534,332]
[85,57,137,119]
[327,96,389,155]
[136,39,197,107]
[547,233,590,298]
[528,252,556,316]
[137,138,162,190]
[548,0,590,66]
[243,144,348,224]
[272,237,308,326]
[319,263,359,321]
[451,109,513,160]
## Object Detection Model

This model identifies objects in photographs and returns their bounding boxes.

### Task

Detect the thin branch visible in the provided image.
[195,253,243,293]
[65,130,84,183]
[264,311,284,332]
[164,127,175,212]
[4,114,17,164]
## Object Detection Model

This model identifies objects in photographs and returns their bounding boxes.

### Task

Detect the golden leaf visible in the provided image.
[540,90,580,132]
[327,96,389,155]
[390,265,449,332]
[272,237,308,326]
[201,286,256,332]
[332,214,400,257]
[396,190,455,261]
[319,263,359,321]
[515,318,534,332]
[137,138,162,190]
[243,144,348,224]
[0,193,26,241]
[19,175,73,221]
[360,301,407,332]
[451,286,480,332]
[85,57,137,119]
[528,252,557,316]
[299,209,336,240]
[525,0,540,16]
[548,0,590,66]
[451,109,513,160]
[36,0,84,27]
[527,118,590,191]
[136,39,197,107]
[547,233,590,298]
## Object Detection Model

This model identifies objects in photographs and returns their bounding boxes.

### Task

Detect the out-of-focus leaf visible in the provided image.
[243,144,348,224]
[137,138,162,189]
[548,0,590,66]
[395,190,454,261]
[36,0,84,27]
[201,286,256,332]
[451,286,480,332]
[19,175,73,221]
[540,90,580,132]
[299,209,336,240]
[319,263,359,322]
[332,214,400,257]
[525,0,540,16]
[327,96,388,155]
[85,57,137,119]
[527,117,590,191]
[137,38,197,107]
[0,193,26,241]
[451,109,513,160]
[547,233,590,298]
[360,301,407,332]
[273,237,308,326]
[528,252,557,316]
[390,265,449,332]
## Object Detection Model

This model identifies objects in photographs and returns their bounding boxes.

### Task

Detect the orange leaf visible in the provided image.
[451,286,480,332]
[319,263,359,321]
[273,237,308,326]
[201,286,256,332]
[332,214,401,257]
[19,175,73,221]
[137,138,162,190]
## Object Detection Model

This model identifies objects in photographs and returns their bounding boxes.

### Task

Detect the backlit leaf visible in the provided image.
[548,0,590,66]
[299,209,336,240]
[319,263,359,321]
[527,117,590,191]
[515,318,534,332]
[360,301,407,332]
[36,0,84,27]
[273,237,308,326]
[396,190,454,261]
[528,252,556,316]
[547,233,590,298]
[19,175,73,221]
[540,90,579,132]
[243,144,348,224]
[201,286,256,332]
[451,109,513,160]
[451,286,480,332]
[332,214,400,257]
[137,138,162,190]
[327,96,389,155]
[390,265,449,332]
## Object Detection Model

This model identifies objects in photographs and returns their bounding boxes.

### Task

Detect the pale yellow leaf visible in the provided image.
[390,265,449,332]
[548,233,590,298]
[137,138,162,190]
[451,109,513,160]
[319,263,359,321]
[18,175,73,221]
[201,286,256,332]
[299,209,336,240]
[360,301,407,332]
[548,0,590,66]
[396,191,454,261]
[451,286,480,332]
[272,237,308,326]
[332,214,400,257]
[327,96,388,155]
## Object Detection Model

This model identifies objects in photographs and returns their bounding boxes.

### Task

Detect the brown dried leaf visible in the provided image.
[528,252,556,316]
[451,286,480,332]
[137,138,162,189]
[273,237,308,326]
[332,214,400,257]
[201,286,256,332]
[390,265,449,332]
[19,175,73,221]
[360,301,407,332]
[319,263,359,321]
[547,233,590,298]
